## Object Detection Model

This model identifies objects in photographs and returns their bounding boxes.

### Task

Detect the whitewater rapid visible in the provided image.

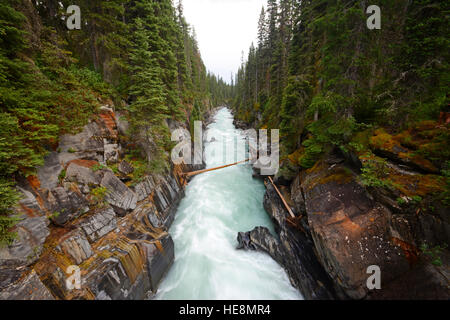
[156,107,302,300]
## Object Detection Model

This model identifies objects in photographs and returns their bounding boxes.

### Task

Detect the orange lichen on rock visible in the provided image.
[19,203,37,217]
[65,159,99,169]
[173,163,187,187]
[325,209,362,234]
[306,166,354,191]
[317,168,354,186]
[98,109,117,137]
[370,128,439,173]
[27,175,41,190]
[413,120,436,132]
[305,160,326,175]
[391,237,419,267]
[398,152,438,172]
[154,240,165,254]
[370,129,399,151]
[288,148,304,166]
[389,172,445,197]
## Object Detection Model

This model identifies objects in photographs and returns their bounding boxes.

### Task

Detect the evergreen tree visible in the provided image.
[232,0,449,171]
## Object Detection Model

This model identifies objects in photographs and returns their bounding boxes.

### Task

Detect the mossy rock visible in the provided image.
[370,128,438,173]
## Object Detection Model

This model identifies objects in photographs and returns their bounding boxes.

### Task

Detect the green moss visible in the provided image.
[91,164,107,172]
[58,169,66,183]
[420,243,448,267]
[313,169,353,189]
[389,171,444,197]
[370,127,440,172]
[89,186,109,208]
[49,211,61,220]
[415,130,450,164]
[109,164,119,175]
[439,161,450,207]
[396,197,407,205]
[288,148,303,166]
[348,129,373,155]
[370,129,397,152]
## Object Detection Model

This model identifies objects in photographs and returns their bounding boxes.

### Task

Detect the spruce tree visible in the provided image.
[129,17,169,156]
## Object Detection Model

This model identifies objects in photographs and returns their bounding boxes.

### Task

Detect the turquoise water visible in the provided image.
[156,108,302,300]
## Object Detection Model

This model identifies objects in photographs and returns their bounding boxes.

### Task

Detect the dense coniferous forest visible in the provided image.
[0,0,449,301]
[0,0,231,245]
[233,0,449,210]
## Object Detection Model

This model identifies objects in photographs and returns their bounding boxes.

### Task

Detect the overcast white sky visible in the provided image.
[182,0,266,83]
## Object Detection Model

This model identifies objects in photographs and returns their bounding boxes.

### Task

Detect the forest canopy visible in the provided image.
[0,0,231,245]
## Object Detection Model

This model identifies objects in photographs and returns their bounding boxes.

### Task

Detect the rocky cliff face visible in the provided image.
[237,183,337,300]
[238,149,450,300]
[0,106,192,300]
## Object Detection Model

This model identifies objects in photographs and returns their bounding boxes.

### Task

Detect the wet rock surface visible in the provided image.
[144,235,175,291]
[261,183,337,300]
[300,162,408,299]
[0,271,54,300]
[242,153,449,300]
[367,250,450,300]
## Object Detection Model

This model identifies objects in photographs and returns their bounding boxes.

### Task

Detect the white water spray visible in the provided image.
[156,108,302,300]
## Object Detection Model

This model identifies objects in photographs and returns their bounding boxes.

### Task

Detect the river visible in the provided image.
[156,108,302,300]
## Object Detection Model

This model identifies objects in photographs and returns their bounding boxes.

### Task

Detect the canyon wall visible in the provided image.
[0,106,194,300]
[238,139,449,300]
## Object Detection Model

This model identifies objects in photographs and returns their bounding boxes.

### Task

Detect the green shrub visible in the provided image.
[441,161,450,207]
[360,152,393,189]
[58,169,66,183]
[92,164,107,172]
[420,243,448,267]
[89,186,109,208]
[0,180,21,247]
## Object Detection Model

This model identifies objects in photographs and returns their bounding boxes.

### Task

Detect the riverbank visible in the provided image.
[0,105,194,299]
[235,118,450,300]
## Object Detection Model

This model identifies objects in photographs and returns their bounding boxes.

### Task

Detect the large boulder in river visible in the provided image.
[237,227,285,261]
